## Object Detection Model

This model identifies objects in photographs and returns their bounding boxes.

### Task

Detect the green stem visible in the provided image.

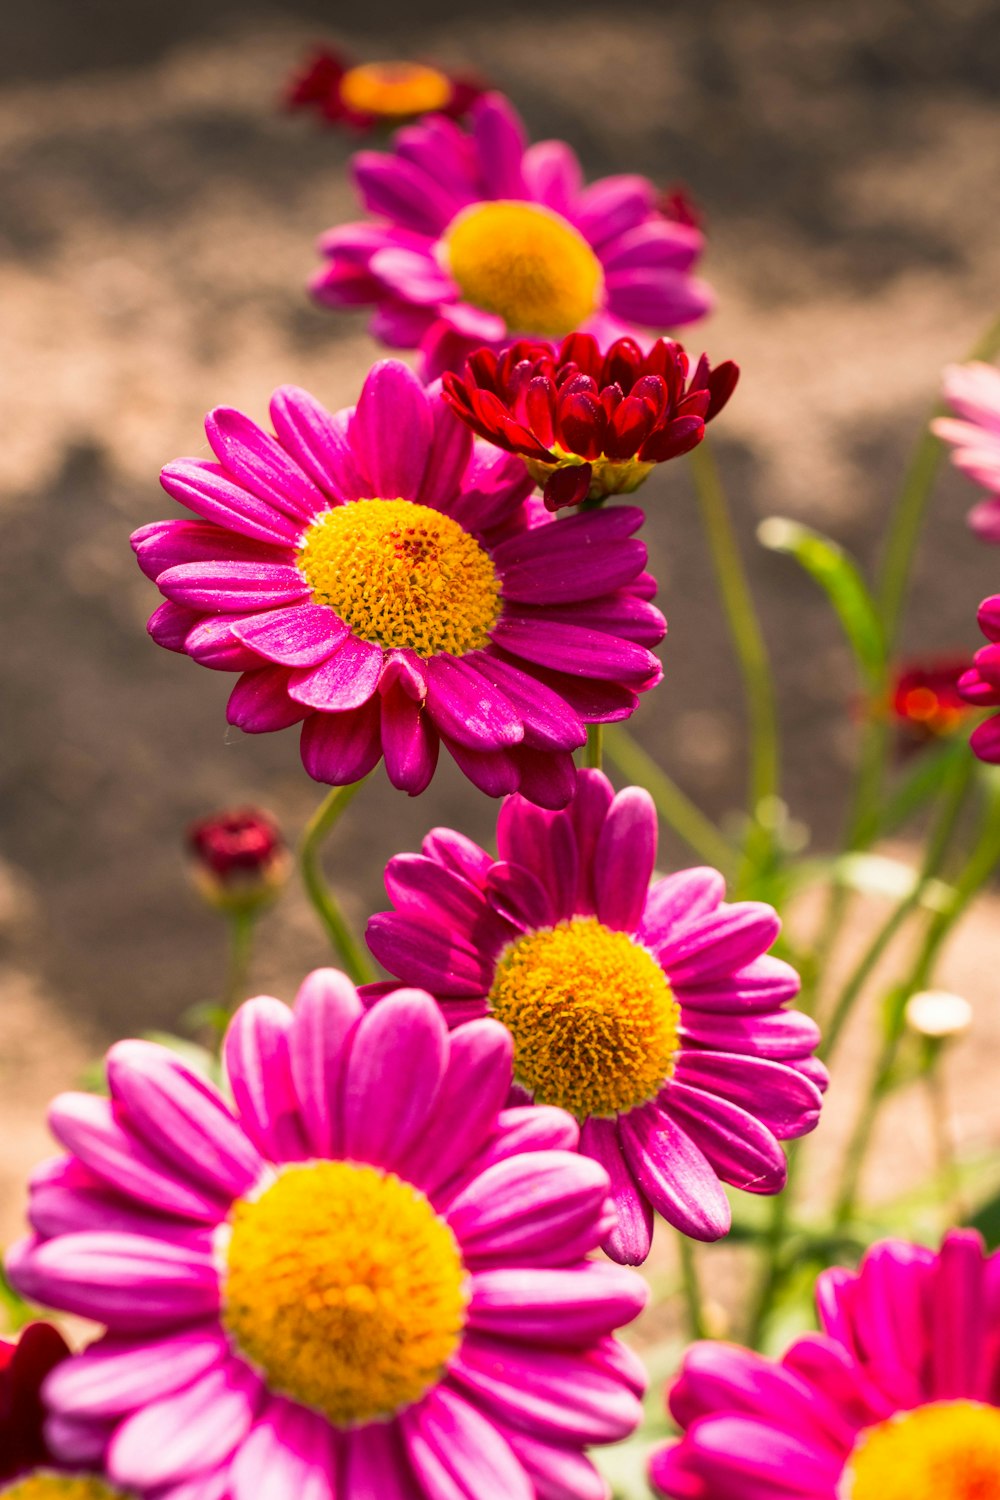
[744,1141,798,1349]
[584,723,604,770]
[819,752,976,1062]
[299,780,376,985]
[223,906,258,1017]
[923,1048,963,1229]
[688,441,779,884]
[833,768,1000,1226]
[676,1232,708,1341]
[604,725,739,881]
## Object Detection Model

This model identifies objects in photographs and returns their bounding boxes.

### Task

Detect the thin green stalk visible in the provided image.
[688,441,779,885]
[819,752,976,1062]
[299,780,376,985]
[744,1141,798,1349]
[833,769,1000,1227]
[677,1232,708,1341]
[584,723,604,770]
[923,1050,963,1229]
[604,725,738,881]
[223,906,257,1016]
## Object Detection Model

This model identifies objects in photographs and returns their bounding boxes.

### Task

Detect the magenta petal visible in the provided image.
[679,954,802,1014]
[400,1020,513,1194]
[424,654,525,751]
[384,852,506,944]
[269,387,368,503]
[417,388,475,507]
[148,601,200,654]
[299,698,384,785]
[446,739,521,798]
[132,518,285,581]
[228,1396,336,1500]
[367,909,494,995]
[227,667,309,733]
[468,653,585,751]
[341,990,449,1169]
[473,93,529,197]
[580,1117,653,1267]
[661,1082,787,1194]
[931,1230,989,1401]
[446,1151,609,1264]
[289,969,364,1159]
[185,615,262,672]
[106,1040,262,1200]
[288,636,383,711]
[594,785,657,931]
[674,1052,823,1141]
[512,746,578,810]
[656,903,782,985]
[639,868,727,943]
[403,1383,532,1500]
[662,1413,838,1498]
[505,1427,607,1500]
[224,997,309,1164]
[160,459,300,545]
[350,359,433,501]
[342,1421,416,1500]
[496,795,578,920]
[521,139,583,215]
[205,407,325,524]
[491,615,659,684]
[107,1358,261,1489]
[619,1102,731,1241]
[44,1327,229,1420]
[485,861,556,932]
[381,686,439,795]
[232,605,350,668]
[157,559,309,611]
[8,1231,219,1329]
[469,1262,646,1344]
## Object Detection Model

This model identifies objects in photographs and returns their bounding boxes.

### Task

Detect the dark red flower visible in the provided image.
[442,333,739,510]
[0,1323,70,1483]
[890,655,975,739]
[658,185,703,230]
[283,46,484,132]
[187,808,289,911]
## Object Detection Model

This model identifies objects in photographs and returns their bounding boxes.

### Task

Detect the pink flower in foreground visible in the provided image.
[959,593,1000,761]
[132,360,665,809]
[367,770,825,1264]
[651,1230,1000,1500]
[8,975,646,1500]
[932,361,1000,542]
[311,92,713,378]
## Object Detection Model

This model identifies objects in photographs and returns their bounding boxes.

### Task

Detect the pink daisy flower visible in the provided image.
[366,770,826,1264]
[132,359,665,809]
[310,92,713,378]
[8,975,647,1500]
[932,361,1000,542]
[959,593,1000,762]
[651,1229,1000,1500]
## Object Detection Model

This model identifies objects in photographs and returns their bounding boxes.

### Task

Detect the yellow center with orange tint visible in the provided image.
[488,918,680,1118]
[296,498,501,657]
[443,201,604,337]
[223,1161,468,1426]
[0,1477,127,1499]
[339,61,454,118]
[843,1400,1000,1500]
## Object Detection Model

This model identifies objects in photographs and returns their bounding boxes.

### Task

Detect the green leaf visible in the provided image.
[878,737,971,839]
[758,517,885,687]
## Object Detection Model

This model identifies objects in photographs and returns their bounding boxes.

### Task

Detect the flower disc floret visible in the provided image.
[1,1480,126,1500]
[296,498,501,656]
[443,333,739,509]
[339,62,453,118]
[844,1401,1000,1500]
[489,919,680,1118]
[443,202,604,339]
[224,1160,468,1426]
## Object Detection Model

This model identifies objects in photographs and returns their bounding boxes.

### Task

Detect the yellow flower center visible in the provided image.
[488,918,680,1118]
[844,1400,1000,1500]
[296,499,501,657]
[0,1477,127,1500]
[222,1161,468,1427]
[443,201,604,337]
[339,62,454,118]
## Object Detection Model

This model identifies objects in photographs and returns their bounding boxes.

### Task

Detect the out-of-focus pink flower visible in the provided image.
[651,1230,1000,1500]
[959,593,1000,761]
[311,92,713,377]
[932,361,1000,542]
[284,46,484,132]
[443,333,738,509]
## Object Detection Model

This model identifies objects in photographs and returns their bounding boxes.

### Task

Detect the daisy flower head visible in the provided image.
[310,92,714,378]
[7,972,647,1500]
[442,333,739,510]
[932,361,1000,542]
[958,594,1000,762]
[284,47,484,133]
[132,359,665,809]
[651,1229,1000,1500]
[366,769,826,1265]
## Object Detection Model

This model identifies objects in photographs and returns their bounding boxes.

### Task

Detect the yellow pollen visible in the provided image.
[843,1400,1000,1500]
[296,499,501,657]
[339,62,454,118]
[443,201,604,337]
[223,1161,468,1427]
[0,1477,127,1500]
[488,918,680,1118]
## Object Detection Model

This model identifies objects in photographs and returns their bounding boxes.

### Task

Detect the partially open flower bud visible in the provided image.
[186,808,290,914]
[904,989,973,1041]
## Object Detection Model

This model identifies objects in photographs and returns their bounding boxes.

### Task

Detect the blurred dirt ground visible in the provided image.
[2,0,1000,1255]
